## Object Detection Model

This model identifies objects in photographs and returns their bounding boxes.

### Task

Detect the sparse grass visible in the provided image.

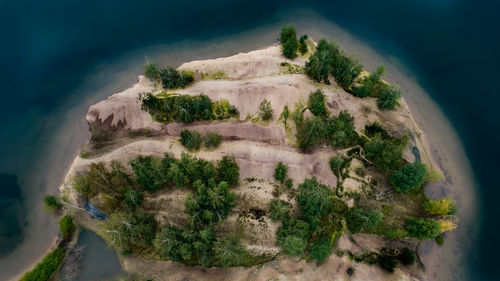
[279,62,304,74]
[201,70,227,80]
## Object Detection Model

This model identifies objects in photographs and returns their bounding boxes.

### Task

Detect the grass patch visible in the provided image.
[20,247,65,281]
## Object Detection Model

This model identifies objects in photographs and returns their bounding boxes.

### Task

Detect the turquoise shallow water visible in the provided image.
[0,1,498,280]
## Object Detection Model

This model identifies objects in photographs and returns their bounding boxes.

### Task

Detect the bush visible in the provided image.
[213,235,248,267]
[259,99,274,121]
[101,210,156,249]
[308,89,327,117]
[58,215,75,240]
[298,34,308,55]
[180,129,202,151]
[158,66,194,89]
[43,195,61,211]
[406,218,441,240]
[309,239,332,263]
[389,162,427,192]
[274,162,288,183]
[204,132,222,148]
[130,156,166,191]
[281,236,307,256]
[377,84,401,110]
[185,180,235,226]
[346,208,383,233]
[269,199,292,221]
[280,25,298,59]
[423,197,457,216]
[216,156,240,186]
[285,178,293,189]
[435,235,444,245]
[124,188,143,208]
[305,38,362,89]
[297,178,333,230]
[398,248,415,266]
[326,110,358,148]
[364,133,408,172]
[378,254,398,273]
[352,65,385,98]
[144,61,160,82]
[21,247,65,281]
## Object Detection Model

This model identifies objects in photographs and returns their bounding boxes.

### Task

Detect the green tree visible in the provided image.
[213,235,248,267]
[259,99,274,121]
[296,117,327,151]
[298,34,308,55]
[364,133,408,172]
[144,61,160,82]
[406,218,441,240]
[377,84,401,110]
[281,105,290,126]
[269,199,292,221]
[308,89,327,116]
[423,197,457,216]
[297,178,333,230]
[58,216,75,240]
[326,110,358,148]
[158,66,194,89]
[346,208,383,233]
[124,188,143,208]
[280,25,298,59]
[309,239,332,263]
[185,180,235,226]
[389,162,428,193]
[43,195,61,211]
[204,131,222,148]
[281,236,307,256]
[20,247,65,281]
[305,39,337,84]
[216,156,239,186]
[378,254,398,273]
[274,162,288,183]
[130,156,166,191]
[180,129,202,151]
[101,210,156,249]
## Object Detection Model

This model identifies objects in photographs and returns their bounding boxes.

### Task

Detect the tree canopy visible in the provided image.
[389,162,427,192]
[274,162,288,183]
[308,89,327,117]
[406,218,441,240]
[280,25,298,59]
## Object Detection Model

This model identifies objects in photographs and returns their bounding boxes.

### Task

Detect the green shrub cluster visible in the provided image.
[141,93,238,124]
[180,130,222,150]
[180,129,202,151]
[273,162,288,183]
[269,199,292,221]
[43,195,61,211]
[296,110,358,151]
[20,247,65,281]
[101,209,156,249]
[58,215,75,240]
[363,132,408,172]
[305,39,362,90]
[351,65,401,110]
[389,161,428,192]
[258,99,274,121]
[280,25,298,59]
[298,34,308,55]
[144,63,194,89]
[406,217,441,240]
[346,208,383,233]
[308,89,327,117]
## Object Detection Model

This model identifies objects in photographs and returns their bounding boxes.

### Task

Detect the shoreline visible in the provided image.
[2,11,477,281]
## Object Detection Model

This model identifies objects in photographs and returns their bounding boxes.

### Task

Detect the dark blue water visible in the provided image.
[0,1,498,280]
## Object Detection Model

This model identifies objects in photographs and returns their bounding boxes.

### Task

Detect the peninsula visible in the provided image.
[30,25,458,281]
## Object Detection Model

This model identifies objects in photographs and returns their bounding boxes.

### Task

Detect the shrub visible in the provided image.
[216,156,240,186]
[298,34,308,55]
[269,199,292,221]
[326,110,358,148]
[309,239,332,263]
[43,195,61,211]
[308,89,327,116]
[364,133,408,172]
[144,61,160,82]
[130,156,166,191]
[297,178,333,230]
[259,99,274,121]
[58,216,75,240]
[352,65,385,98]
[390,162,427,192]
[158,66,194,89]
[423,197,457,216]
[378,254,398,273]
[346,208,383,233]
[435,235,444,245]
[281,236,307,256]
[280,25,298,59]
[213,235,248,267]
[180,129,202,151]
[274,162,288,183]
[20,247,65,281]
[377,84,401,110]
[285,178,294,189]
[204,132,222,148]
[101,210,156,249]
[398,248,415,266]
[124,188,143,208]
[406,218,441,240]
[185,180,235,226]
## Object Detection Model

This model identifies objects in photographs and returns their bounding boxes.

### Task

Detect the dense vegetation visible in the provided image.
[144,63,194,89]
[389,162,428,192]
[20,247,65,281]
[141,92,238,124]
[305,39,362,90]
[273,162,288,183]
[280,25,298,59]
[44,195,61,212]
[180,129,202,151]
[308,89,327,117]
[58,215,75,240]
[258,99,274,121]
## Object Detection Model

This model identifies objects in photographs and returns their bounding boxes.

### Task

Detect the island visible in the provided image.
[27,25,458,281]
